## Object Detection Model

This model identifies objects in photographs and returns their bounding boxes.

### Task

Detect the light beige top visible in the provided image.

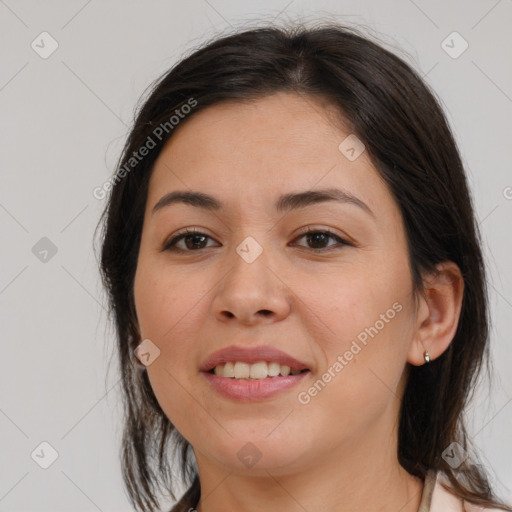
[422,470,506,512]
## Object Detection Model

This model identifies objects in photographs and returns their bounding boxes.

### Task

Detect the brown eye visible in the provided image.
[162,230,217,252]
[292,229,349,252]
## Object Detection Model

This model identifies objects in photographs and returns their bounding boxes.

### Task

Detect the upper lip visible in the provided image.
[200,345,311,373]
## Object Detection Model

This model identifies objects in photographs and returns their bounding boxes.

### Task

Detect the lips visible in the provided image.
[199,345,311,373]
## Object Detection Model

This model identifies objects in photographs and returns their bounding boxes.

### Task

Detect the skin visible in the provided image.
[133,91,464,512]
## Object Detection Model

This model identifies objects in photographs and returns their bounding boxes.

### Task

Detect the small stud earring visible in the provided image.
[424,350,431,363]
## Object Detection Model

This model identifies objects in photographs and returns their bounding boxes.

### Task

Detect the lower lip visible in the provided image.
[201,371,310,401]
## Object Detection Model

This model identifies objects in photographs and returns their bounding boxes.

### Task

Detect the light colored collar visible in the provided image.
[424,470,504,512]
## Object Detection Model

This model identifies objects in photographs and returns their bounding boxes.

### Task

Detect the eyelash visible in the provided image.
[161,226,350,253]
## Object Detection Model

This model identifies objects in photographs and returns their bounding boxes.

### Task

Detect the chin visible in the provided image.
[200,435,307,474]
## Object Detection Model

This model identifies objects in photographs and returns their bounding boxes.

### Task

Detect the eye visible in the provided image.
[162,227,350,253]
[161,228,218,252]
[291,227,349,252]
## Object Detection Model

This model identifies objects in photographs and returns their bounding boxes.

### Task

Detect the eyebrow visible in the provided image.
[151,187,375,218]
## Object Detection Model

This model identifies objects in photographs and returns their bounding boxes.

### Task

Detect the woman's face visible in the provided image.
[133,92,422,475]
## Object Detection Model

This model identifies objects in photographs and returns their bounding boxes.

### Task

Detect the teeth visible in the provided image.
[268,362,281,377]
[234,362,250,379]
[211,361,305,379]
[249,361,267,379]
[224,361,235,377]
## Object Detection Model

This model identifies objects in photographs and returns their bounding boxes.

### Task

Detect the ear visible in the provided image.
[407,261,464,366]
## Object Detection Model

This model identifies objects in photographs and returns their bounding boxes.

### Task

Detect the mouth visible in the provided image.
[199,344,311,400]
[206,362,310,380]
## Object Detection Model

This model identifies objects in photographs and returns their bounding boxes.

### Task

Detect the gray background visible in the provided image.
[0,1,511,511]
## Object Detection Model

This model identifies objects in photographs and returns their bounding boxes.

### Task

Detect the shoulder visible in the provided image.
[430,471,507,512]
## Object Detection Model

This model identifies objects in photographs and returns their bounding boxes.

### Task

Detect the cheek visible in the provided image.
[295,261,401,347]
[295,299,411,443]
[134,256,206,342]
[134,260,208,429]
[296,258,413,398]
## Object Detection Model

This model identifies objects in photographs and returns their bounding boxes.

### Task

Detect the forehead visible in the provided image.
[147,92,393,216]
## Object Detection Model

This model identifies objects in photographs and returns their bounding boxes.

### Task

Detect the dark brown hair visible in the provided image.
[96,21,511,512]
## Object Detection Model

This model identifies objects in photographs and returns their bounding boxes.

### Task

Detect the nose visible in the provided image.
[211,242,292,326]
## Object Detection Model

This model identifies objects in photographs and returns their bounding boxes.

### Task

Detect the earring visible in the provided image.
[424,350,431,363]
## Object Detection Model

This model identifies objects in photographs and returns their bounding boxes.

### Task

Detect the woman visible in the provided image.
[96,22,512,512]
